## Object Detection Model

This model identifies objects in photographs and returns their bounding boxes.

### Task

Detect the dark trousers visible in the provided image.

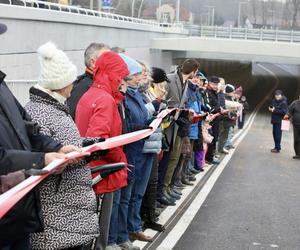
[293,125,300,156]
[238,113,246,129]
[142,156,159,213]
[0,235,30,250]
[206,121,220,162]
[157,150,171,199]
[272,123,282,150]
[218,120,231,152]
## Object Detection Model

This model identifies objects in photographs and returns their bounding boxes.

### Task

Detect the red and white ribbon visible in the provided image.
[0,108,174,219]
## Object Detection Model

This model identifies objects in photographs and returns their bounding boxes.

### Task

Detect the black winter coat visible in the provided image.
[0,71,62,244]
[271,97,288,124]
[67,71,93,120]
[204,88,221,114]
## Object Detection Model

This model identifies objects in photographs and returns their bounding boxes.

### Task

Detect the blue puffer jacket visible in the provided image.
[124,86,149,153]
[185,81,202,140]
[271,96,288,124]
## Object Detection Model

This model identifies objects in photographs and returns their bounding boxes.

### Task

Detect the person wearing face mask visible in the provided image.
[24,42,101,250]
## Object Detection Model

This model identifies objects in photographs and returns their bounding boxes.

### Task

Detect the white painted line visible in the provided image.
[135,165,213,249]
[156,64,280,250]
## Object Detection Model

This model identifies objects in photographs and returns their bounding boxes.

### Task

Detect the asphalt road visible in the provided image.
[173,64,300,250]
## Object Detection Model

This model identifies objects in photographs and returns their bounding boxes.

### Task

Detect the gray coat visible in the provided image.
[25,87,99,250]
[165,70,185,148]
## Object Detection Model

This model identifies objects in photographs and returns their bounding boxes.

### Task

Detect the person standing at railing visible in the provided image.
[0,23,80,250]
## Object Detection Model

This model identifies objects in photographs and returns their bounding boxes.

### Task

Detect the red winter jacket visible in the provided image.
[76,51,129,194]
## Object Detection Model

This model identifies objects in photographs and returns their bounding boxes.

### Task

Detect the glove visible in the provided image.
[83,138,109,163]
[85,149,109,163]
[82,137,105,147]
[0,169,48,194]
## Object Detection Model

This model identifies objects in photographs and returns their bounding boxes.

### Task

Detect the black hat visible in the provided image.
[0,23,7,35]
[208,76,220,85]
[274,90,283,96]
[225,84,235,94]
[151,67,170,83]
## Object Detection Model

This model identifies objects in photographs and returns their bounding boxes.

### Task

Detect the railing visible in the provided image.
[187,25,300,43]
[6,80,37,105]
[2,0,184,30]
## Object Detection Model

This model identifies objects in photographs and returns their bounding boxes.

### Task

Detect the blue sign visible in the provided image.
[102,0,112,7]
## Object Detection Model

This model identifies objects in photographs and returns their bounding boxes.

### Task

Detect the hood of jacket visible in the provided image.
[93,51,129,104]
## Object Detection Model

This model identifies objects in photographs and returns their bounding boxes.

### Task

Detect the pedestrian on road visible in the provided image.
[269,90,288,153]
[284,94,300,159]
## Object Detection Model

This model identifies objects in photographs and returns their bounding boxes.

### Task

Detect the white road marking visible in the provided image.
[155,64,280,250]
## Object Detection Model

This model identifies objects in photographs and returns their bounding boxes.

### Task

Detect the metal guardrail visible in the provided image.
[2,0,183,30]
[6,80,37,105]
[187,25,300,43]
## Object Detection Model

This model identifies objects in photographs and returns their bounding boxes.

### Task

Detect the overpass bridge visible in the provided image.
[151,26,300,65]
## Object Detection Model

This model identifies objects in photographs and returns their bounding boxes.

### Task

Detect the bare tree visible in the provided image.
[290,0,300,29]
[250,0,258,24]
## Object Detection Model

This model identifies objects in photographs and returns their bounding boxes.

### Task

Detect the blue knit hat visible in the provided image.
[0,23,7,35]
[119,54,142,76]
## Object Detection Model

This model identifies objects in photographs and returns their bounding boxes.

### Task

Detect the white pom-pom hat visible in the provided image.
[37,41,77,90]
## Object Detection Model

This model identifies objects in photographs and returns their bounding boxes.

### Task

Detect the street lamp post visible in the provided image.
[206,6,215,26]
[238,1,248,28]
[176,0,180,23]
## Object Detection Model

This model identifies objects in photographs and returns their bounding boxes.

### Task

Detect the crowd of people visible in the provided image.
[1,22,251,250]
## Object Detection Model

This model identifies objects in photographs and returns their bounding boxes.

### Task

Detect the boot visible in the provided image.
[144,209,165,232]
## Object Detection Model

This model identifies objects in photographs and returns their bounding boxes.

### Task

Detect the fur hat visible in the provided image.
[37,42,77,90]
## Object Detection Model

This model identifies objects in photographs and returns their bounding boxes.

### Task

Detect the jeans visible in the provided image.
[108,179,135,245]
[224,126,234,148]
[0,235,30,250]
[128,153,155,233]
[273,123,282,150]
[117,178,135,243]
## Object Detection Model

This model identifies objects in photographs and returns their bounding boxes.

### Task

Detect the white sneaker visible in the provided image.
[119,241,140,250]
[105,244,122,250]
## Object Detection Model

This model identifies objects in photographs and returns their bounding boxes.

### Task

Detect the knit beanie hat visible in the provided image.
[225,84,235,94]
[37,42,77,90]
[119,54,142,76]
